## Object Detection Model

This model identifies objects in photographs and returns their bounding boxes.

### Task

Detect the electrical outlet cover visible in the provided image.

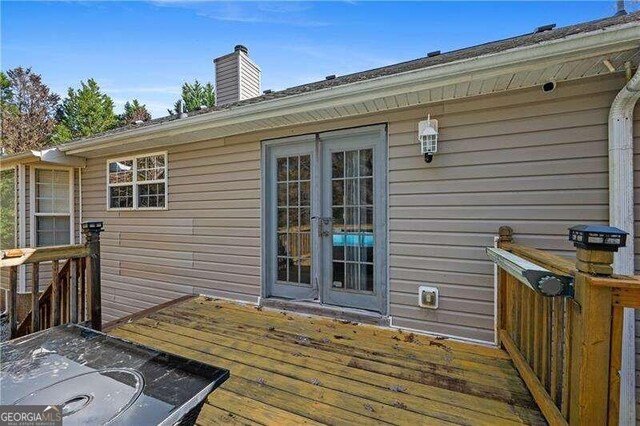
[418,286,439,309]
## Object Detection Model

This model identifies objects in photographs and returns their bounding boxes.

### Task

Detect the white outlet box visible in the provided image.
[418,286,439,309]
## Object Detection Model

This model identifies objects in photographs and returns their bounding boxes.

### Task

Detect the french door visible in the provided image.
[264,125,387,313]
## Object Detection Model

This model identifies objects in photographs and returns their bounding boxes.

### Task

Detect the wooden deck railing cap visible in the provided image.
[3,222,105,340]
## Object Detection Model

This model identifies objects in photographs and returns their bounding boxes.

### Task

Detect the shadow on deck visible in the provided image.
[108,296,545,425]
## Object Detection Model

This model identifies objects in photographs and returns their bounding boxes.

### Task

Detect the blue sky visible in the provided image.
[2,1,634,118]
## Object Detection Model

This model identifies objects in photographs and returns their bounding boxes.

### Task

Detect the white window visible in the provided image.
[107,152,167,210]
[33,168,72,247]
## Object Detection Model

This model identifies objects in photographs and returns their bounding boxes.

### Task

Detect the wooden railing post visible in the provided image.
[8,266,17,338]
[82,221,103,331]
[496,226,513,346]
[569,247,614,425]
[31,263,39,333]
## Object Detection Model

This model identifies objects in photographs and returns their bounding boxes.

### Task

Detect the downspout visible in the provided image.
[609,62,640,426]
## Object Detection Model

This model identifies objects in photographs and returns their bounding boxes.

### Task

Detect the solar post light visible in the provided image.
[418,115,438,163]
[568,225,627,252]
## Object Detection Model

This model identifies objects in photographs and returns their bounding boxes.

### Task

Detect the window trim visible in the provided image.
[29,165,75,248]
[106,151,168,211]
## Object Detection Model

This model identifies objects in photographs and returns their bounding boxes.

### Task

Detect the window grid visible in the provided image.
[276,154,312,287]
[34,169,71,247]
[331,148,374,293]
[107,152,167,210]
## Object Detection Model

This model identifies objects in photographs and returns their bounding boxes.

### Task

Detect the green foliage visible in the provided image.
[0,169,15,250]
[50,122,72,145]
[119,99,151,125]
[0,72,14,107]
[57,78,117,141]
[169,80,215,115]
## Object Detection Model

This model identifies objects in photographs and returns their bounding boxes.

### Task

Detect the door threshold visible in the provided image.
[260,298,390,326]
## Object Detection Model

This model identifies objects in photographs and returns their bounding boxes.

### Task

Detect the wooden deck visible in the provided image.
[108,296,545,425]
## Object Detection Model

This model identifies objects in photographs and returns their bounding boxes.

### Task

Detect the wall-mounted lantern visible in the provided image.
[568,224,627,252]
[418,115,438,163]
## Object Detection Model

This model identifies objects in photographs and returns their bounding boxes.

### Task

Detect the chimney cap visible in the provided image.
[235,45,249,54]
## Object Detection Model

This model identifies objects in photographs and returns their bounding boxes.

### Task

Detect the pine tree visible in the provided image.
[55,78,117,142]
[169,80,215,115]
[120,99,151,125]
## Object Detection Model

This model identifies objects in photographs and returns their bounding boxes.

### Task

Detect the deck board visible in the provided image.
[109,296,546,425]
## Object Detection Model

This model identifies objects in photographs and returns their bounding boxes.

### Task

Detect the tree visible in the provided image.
[119,99,151,125]
[168,80,215,115]
[0,169,15,250]
[55,78,117,142]
[0,67,60,154]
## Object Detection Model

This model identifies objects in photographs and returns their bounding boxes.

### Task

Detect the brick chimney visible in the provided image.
[214,45,261,106]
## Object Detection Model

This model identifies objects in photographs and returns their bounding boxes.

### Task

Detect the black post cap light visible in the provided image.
[82,221,104,232]
[568,225,627,252]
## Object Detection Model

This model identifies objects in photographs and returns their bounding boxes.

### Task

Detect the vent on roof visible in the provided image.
[325,75,336,80]
[263,89,272,94]
[534,24,556,33]
[427,50,441,58]
[213,45,261,106]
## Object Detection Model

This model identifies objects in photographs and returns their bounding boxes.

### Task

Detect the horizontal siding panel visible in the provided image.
[391,189,607,207]
[390,157,607,182]
[390,141,606,171]
[390,205,608,221]
[392,279,493,300]
[390,124,607,157]
[390,173,607,195]
[391,292,494,316]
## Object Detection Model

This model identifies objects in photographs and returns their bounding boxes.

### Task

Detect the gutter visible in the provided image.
[60,21,640,156]
[0,148,86,170]
[609,63,640,426]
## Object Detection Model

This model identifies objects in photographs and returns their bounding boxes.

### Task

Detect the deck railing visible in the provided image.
[1,221,103,339]
[488,226,640,426]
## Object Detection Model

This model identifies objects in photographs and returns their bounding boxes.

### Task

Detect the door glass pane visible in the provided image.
[331,148,374,293]
[275,154,312,286]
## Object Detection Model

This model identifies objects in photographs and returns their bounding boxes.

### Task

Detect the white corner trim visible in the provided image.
[493,235,500,346]
[609,63,640,426]
[17,164,26,291]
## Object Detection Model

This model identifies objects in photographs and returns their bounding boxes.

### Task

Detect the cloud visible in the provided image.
[104,86,181,95]
[150,1,330,27]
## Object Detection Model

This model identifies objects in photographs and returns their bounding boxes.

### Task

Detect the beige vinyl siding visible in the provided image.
[215,55,240,106]
[387,75,626,342]
[82,140,261,322]
[82,74,627,341]
[238,54,260,100]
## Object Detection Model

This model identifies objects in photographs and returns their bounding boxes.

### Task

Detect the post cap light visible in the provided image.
[568,224,627,252]
[82,221,104,232]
